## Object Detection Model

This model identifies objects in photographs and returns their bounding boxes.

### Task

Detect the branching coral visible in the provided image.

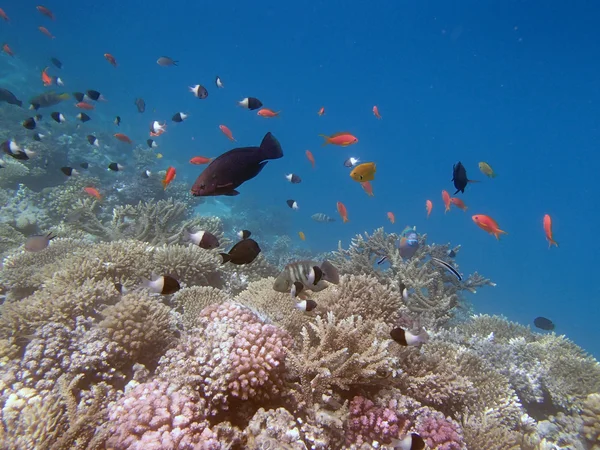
[173,285,231,330]
[286,313,394,410]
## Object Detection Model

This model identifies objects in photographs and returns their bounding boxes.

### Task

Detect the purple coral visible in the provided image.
[157,301,292,415]
[105,380,221,450]
[346,395,403,446]
[415,410,466,450]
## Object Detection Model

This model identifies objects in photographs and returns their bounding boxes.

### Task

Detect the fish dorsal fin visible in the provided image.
[330,131,352,137]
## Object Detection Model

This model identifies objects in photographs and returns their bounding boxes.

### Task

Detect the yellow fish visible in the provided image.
[156,153,163,159]
[298,231,306,241]
[478,161,496,178]
[350,162,376,182]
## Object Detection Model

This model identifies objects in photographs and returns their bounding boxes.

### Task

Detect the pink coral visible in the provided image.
[105,380,221,450]
[157,301,292,415]
[346,395,403,446]
[415,410,466,450]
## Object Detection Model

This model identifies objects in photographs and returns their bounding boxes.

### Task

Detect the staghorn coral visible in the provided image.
[0,160,29,189]
[152,243,223,287]
[312,274,410,326]
[0,222,25,258]
[221,253,279,296]
[157,301,293,416]
[246,407,306,450]
[287,313,394,409]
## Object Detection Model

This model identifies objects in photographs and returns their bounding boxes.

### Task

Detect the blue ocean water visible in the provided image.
[2,1,598,356]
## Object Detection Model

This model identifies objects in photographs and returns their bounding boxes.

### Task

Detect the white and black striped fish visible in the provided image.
[273,260,340,293]
[430,257,462,281]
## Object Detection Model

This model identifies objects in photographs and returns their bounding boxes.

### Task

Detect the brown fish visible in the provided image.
[220,238,261,265]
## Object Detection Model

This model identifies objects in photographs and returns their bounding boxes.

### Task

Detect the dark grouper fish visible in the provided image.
[191,132,283,196]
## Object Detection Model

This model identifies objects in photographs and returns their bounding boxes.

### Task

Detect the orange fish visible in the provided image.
[442,190,451,213]
[41,67,52,86]
[317,106,325,116]
[104,53,117,67]
[2,44,13,57]
[450,197,468,211]
[114,133,132,144]
[83,186,101,200]
[219,124,236,141]
[189,156,213,165]
[38,26,54,39]
[361,181,374,196]
[36,5,55,20]
[426,200,433,218]
[298,231,306,241]
[305,150,315,168]
[387,212,395,224]
[162,166,176,190]
[373,105,382,119]
[543,214,558,248]
[75,102,94,110]
[320,132,358,147]
[257,108,280,118]
[472,214,508,240]
[337,201,349,223]
[0,8,9,21]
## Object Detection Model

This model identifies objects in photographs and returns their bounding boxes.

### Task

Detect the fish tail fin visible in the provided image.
[220,253,231,264]
[173,61,179,66]
[320,260,340,285]
[319,134,330,146]
[495,229,508,240]
[161,179,167,190]
[417,329,430,344]
[548,239,558,248]
[343,217,349,223]
[259,132,283,159]
[16,100,22,107]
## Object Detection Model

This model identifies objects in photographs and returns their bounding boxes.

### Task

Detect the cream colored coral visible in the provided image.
[173,285,230,329]
[582,392,600,447]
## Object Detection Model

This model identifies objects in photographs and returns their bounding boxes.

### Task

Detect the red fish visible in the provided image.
[189,156,213,165]
[450,197,468,211]
[162,166,176,190]
[257,108,280,118]
[425,200,433,218]
[104,53,117,67]
[0,8,9,21]
[361,181,374,196]
[543,214,558,248]
[442,190,451,213]
[84,186,101,200]
[75,102,94,110]
[114,133,132,144]
[373,105,382,119]
[38,26,54,39]
[387,211,395,224]
[472,214,507,240]
[305,150,315,168]
[337,201,349,223]
[319,132,358,147]
[318,106,325,116]
[219,124,236,141]
[41,67,52,86]
[2,44,13,57]
[36,5,54,20]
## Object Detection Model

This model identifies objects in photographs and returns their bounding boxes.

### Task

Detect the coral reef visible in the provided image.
[0,222,597,449]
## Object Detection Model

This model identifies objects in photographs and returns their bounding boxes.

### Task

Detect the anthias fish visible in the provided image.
[191,132,283,196]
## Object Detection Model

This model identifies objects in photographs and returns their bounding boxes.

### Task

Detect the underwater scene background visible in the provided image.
[0,1,599,449]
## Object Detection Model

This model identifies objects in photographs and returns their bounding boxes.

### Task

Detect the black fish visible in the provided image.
[220,238,261,265]
[60,166,77,176]
[114,116,121,126]
[73,92,85,103]
[108,162,123,172]
[239,97,263,110]
[237,230,251,240]
[134,97,145,113]
[76,112,91,123]
[172,112,187,122]
[286,173,301,183]
[22,117,36,130]
[191,132,283,197]
[190,85,208,99]
[452,161,477,194]
[534,316,555,331]
[286,199,298,210]
[147,139,157,148]
[86,90,101,101]
[215,76,224,88]
[50,111,65,123]
[0,88,22,107]
[32,133,44,141]
[141,169,151,178]
[50,57,62,69]
[87,135,99,146]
